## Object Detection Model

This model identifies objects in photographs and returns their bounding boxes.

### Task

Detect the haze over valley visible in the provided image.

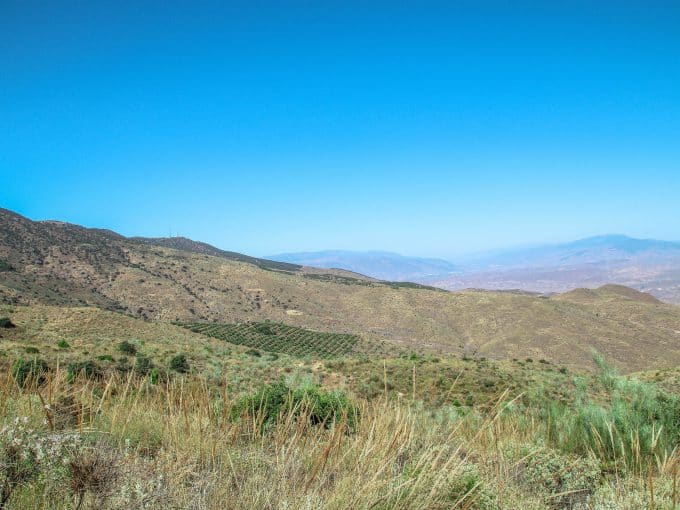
[271,235,680,303]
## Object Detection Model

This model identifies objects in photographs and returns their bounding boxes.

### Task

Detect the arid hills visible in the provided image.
[2,207,679,372]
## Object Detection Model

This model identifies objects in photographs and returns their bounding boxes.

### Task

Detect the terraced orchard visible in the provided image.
[181,322,360,358]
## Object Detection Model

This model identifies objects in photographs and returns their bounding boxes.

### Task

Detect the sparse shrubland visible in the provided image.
[0,354,677,509]
[1,304,679,508]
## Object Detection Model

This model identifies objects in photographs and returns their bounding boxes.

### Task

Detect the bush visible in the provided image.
[231,381,288,427]
[545,355,680,473]
[0,317,15,329]
[57,340,70,349]
[97,354,114,362]
[244,348,261,357]
[508,444,600,509]
[24,346,39,354]
[67,360,102,382]
[231,382,358,431]
[134,355,154,376]
[12,358,49,387]
[149,368,161,384]
[117,341,137,356]
[169,354,189,373]
[445,463,498,510]
[291,385,358,429]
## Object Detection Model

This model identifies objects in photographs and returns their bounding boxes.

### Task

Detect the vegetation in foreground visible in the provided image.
[1,304,679,508]
[0,353,678,509]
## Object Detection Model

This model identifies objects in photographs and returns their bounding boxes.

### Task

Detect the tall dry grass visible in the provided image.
[0,363,678,509]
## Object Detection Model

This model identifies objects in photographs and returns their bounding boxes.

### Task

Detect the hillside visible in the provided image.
[2,208,680,372]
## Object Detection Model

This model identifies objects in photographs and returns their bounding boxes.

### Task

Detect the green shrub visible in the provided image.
[231,381,289,426]
[445,463,498,509]
[545,355,680,473]
[244,348,261,357]
[12,358,49,387]
[117,341,137,355]
[508,444,600,509]
[24,346,40,354]
[134,355,154,376]
[97,354,114,362]
[169,354,189,373]
[0,317,15,328]
[292,385,357,428]
[67,360,102,382]
[231,382,358,431]
[149,367,161,384]
[57,339,70,349]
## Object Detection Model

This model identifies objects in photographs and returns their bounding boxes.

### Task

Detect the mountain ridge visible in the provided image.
[268,235,680,303]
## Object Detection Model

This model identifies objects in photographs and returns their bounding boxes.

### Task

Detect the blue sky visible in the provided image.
[1,1,679,257]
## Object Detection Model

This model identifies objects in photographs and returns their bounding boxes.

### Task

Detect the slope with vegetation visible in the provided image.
[2,208,680,372]
[0,316,678,508]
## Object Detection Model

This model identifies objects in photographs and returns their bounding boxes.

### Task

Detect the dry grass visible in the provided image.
[0,364,678,509]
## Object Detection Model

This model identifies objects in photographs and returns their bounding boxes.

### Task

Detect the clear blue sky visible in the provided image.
[2,1,679,257]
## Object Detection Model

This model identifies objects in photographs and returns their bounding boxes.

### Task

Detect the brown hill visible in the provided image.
[557,284,663,305]
[1,208,680,372]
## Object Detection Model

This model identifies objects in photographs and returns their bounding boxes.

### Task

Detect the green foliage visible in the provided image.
[149,367,161,384]
[67,360,102,382]
[97,354,114,362]
[169,354,189,373]
[508,444,600,509]
[12,358,49,387]
[253,323,275,336]
[291,385,357,428]
[545,355,680,473]
[24,347,39,354]
[134,355,154,376]
[183,321,360,358]
[445,463,498,509]
[0,317,15,329]
[383,281,444,291]
[244,348,261,357]
[117,341,137,356]
[0,259,13,272]
[231,382,358,431]
[57,340,70,349]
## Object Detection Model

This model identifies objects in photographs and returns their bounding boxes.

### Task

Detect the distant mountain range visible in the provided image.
[268,250,458,281]
[269,235,680,303]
